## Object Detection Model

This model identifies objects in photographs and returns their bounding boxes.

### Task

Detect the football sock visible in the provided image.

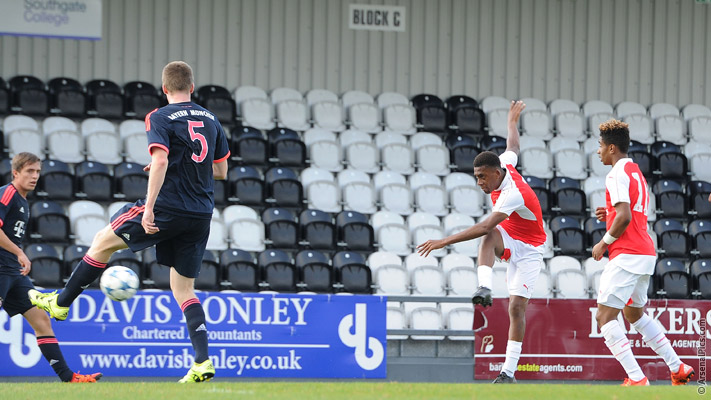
[501,340,522,377]
[601,320,646,381]
[36,336,73,382]
[182,299,209,364]
[631,313,682,372]
[58,255,107,307]
[477,265,493,289]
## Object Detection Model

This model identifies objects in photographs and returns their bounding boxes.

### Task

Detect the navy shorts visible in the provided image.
[110,200,211,279]
[0,271,35,317]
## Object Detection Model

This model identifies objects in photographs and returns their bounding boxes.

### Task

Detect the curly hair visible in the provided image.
[599,119,630,153]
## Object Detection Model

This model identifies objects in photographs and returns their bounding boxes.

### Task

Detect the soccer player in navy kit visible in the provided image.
[30,61,230,383]
[0,153,102,382]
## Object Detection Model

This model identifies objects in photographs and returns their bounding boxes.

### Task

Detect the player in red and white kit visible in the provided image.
[592,119,694,386]
[418,101,547,384]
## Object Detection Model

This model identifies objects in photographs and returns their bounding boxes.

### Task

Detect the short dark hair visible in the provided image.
[11,152,40,173]
[599,119,630,153]
[162,61,194,93]
[473,151,502,169]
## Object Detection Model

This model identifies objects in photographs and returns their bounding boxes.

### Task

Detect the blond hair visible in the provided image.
[162,61,194,93]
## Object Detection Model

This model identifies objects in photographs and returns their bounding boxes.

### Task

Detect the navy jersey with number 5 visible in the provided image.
[0,184,29,274]
[145,102,230,218]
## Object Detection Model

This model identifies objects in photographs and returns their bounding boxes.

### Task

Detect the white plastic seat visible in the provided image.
[404,252,438,272]
[555,269,589,299]
[583,257,608,281]
[381,143,414,174]
[43,116,83,163]
[548,137,580,153]
[306,181,341,213]
[386,307,408,340]
[591,270,604,295]
[367,251,403,273]
[374,131,407,149]
[223,205,259,226]
[411,225,445,257]
[303,128,336,147]
[411,266,446,296]
[445,172,477,192]
[241,98,275,130]
[520,136,546,151]
[342,90,375,112]
[417,145,450,176]
[380,182,413,215]
[441,253,475,272]
[583,176,607,195]
[555,148,587,179]
[486,109,509,137]
[376,223,410,255]
[414,185,447,216]
[84,118,121,164]
[4,115,43,157]
[549,99,580,116]
[337,168,370,188]
[300,167,334,190]
[409,172,441,191]
[690,153,711,182]
[311,101,346,132]
[309,140,342,172]
[555,112,586,141]
[270,87,303,105]
[649,103,680,120]
[339,129,372,154]
[207,218,228,251]
[107,201,130,218]
[342,181,377,214]
[373,170,407,193]
[371,210,405,235]
[276,100,310,131]
[588,112,616,137]
[345,143,379,174]
[68,201,107,246]
[548,255,582,279]
[443,213,475,236]
[410,132,443,151]
[589,153,610,177]
[407,212,441,233]
[656,115,686,145]
[230,219,265,252]
[447,266,478,297]
[383,104,416,133]
[348,103,380,133]
[583,100,614,120]
[481,96,510,114]
[582,137,600,155]
[685,141,711,158]
[520,147,554,179]
[450,185,485,217]
[531,269,553,298]
[119,119,151,165]
[624,114,654,144]
[689,117,711,144]
[305,89,339,108]
[376,92,409,109]
[446,307,475,340]
[614,101,647,119]
[521,110,553,140]
[449,227,480,257]
[682,104,711,121]
[235,85,268,113]
[409,307,445,340]
[520,97,547,112]
[375,265,409,295]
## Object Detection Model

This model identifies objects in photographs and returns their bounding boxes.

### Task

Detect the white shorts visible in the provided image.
[496,225,544,299]
[597,255,655,309]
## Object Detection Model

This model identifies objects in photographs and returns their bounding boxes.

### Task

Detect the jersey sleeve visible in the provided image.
[499,151,518,168]
[492,188,525,216]
[0,191,13,228]
[213,123,230,163]
[606,168,631,205]
[145,109,170,155]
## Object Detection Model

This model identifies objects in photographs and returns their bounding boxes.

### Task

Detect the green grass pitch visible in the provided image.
[0,381,698,400]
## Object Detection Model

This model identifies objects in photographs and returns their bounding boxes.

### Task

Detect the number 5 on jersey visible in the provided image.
[188,120,208,163]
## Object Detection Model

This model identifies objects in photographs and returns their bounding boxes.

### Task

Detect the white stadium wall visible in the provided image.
[1,0,711,105]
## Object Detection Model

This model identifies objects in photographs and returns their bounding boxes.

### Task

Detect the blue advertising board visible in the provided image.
[0,291,387,378]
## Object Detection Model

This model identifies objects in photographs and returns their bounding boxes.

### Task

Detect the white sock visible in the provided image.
[478,265,493,289]
[631,313,682,372]
[501,340,522,377]
[601,320,646,381]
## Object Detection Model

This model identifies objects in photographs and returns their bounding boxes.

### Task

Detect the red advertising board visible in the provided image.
[474,299,710,381]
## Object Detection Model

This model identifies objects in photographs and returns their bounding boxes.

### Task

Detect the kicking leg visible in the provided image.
[473,228,505,306]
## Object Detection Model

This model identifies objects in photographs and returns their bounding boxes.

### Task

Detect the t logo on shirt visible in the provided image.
[13,221,25,239]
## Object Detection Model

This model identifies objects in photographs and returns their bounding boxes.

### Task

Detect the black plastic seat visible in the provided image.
[221,249,259,291]
[9,75,48,115]
[142,247,169,289]
[295,250,333,293]
[267,128,306,167]
[523,176,547,190]
[411,94,447,133]
[655,258,689,299]
[554,228,586,256]
[652,179,684,195]
[549,177,581,193]
[232,128,268,166]
[30,201,71,243]
[446,95,485,135]
[584,217,606,247]
[658,231,690,258]
[628,151,655,179]
[336,211,374,251]
[124,81,161,119]
[650,141,682,158]
[38,159,74,200]
[48,77,86,117]
[262,208,299,250]
[195,250,220,290]
[265,167,303,208]
[532,187,552,217]
[196,85,236,127]
[549,215,581,233]
[258,250,297,292]
[689,220,711,259]
[64,244,96,287]
[333,251,371,294]
[554,188,586,216]
[628,140,648,153]
[86,79,124,119]
[447,135,480,173]
[228,166,264,206]
[479,135,507,155]
[114,162,148,201]
[689,180,711,219]
[26,244,63,288]
[653,218,685,236]
[656,191,687,220]
[690,259,711,299]
[299,209,336,250]
[656,152,688,181]
[0,77,9,115]
[75,161,113,201]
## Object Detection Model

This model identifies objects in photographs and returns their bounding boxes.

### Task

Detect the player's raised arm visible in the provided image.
[505,100,525,155]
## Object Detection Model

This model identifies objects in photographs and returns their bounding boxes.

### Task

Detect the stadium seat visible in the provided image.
[118,119,151,165]
[656,115,686,145]
[582,100,614,126]
[75,161,113,201]
[3,115,43,158]
[690,259,711,299]
[521,110,553,140]
[265,167,303,208]
[412,94,447,133]
[231,127,268,166]
[583,256,607,281]
[486,108,509,137]
[83,118,123,165]
[381,143,414,175]
[554,149,587,180]
[690,153,711,182]
[295,250,334,293]
[333,251,372,294]
[491,264,509,298]
[258,250,297,292]
[367,251,403,274]
[554,187,587,216]
[655,258,689,299]
[262,208,299,250]
[656,152,688,180]
[86,79,124,119]
[374,264,409,295]
[520,147,554,179]
[9,75,48,115]
[114,162,148,202]
[207,213,228,251]
[0,77,9,115]
[47,77,86,117]
[531,269,554,298]
[68,200,107,246]
[221,249,259,291]
[37,160,74,200]
[689,180,711,219]
[194,250,221,291]
[386,306,408,339]
[479,135,507,155]
[656,190,687,220]
[446,95,485,135]
[229,166,265,207]
[336,210,374,251]
[342,90,375,111]
[481,96,509,114]
[584,216,606,247]
[26,244,64,288]
[371,211,410,256]
[267,127,307,167]
[299,209,336,250]
[276,99,310,131]
[240,97,275,130]
[548,255,582,279]
[658,230,690,258]
[140,247,167,289]
[63,244,88,277]
[196,85,236,127]
[447,134,480,173]
[229,218,265,252]
[555,112,586,141]
[555,269,589,299]
[411,265,446,296]
[689,220,711,259]
[443,213,479,257]
[123,81,161,120]
[409,307,445,340]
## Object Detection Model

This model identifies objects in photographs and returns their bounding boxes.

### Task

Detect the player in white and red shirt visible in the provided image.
[592,119,694,387]
[418,101,547,384]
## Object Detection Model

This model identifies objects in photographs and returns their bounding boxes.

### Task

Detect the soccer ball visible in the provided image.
[100,266,140,301]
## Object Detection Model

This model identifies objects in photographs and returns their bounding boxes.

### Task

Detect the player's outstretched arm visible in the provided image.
[417,212,507,258]
[505,100,525,155]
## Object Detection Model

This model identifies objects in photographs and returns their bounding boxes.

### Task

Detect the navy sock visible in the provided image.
[182,299,209,363]
[37,336,73,382]
[58,255,106,307]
